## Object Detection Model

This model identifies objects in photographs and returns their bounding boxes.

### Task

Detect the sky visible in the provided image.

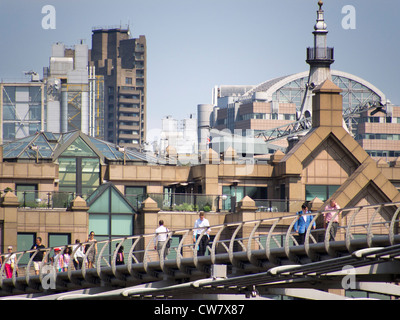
[0,0,399,141]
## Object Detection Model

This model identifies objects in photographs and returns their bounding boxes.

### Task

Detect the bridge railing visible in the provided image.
[1,202,400,289]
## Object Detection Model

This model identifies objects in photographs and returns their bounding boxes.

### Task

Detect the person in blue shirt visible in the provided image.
[294,204,316,245]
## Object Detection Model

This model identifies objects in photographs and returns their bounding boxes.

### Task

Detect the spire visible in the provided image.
[314,1,327,33]
[296,1,335,122]
[309,0,333,64]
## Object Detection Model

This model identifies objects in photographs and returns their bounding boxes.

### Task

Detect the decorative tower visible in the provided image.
[297,1,334,121]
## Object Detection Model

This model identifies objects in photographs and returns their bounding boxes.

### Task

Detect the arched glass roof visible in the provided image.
[244,70,386,112]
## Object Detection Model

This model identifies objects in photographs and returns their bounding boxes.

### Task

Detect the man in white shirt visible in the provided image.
[72,239,85,270]
[154,220,169,258]
[193,211,211,256]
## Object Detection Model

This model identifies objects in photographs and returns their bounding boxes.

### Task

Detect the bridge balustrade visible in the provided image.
[0,201,399,295]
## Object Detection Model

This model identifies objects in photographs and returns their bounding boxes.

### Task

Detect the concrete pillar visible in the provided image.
[312,79,343,128]
[1,192,20,251]
[226,196,258,250]
[136,197,161,259]
[69,196,90,244]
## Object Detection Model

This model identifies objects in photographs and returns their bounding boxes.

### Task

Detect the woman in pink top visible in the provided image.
[324,199,340,241]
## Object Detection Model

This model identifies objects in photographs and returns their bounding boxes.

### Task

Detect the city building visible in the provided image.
[199,2,399,161]
[89,27,147,150]
[1,74,400,258]
[43,42,104,138]
[1,2,400,300]
[0,77,45,143]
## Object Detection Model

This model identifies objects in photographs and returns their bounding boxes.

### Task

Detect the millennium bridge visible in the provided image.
[1,201,400,300]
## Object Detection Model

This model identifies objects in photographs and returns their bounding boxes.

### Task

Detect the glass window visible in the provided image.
[61,137,97,157]
[246,186,268,199]
[328,185,340,198]
[58,158,77,193]
[306,185,340,202]
[3,123,15,140]
[29,86,42,103]
[16,184,38,207]
[29,105,41,121]
[3,105,16,120]
[125,77,132,85]
[88,184,135,240]
[111,215,132,236]
[3,86,15,103]
[89,214,110,235]
[81,158,100,196]
[58,137,100,197]
[306,185,326,201]
[111,188,134,213]
[125,186,146,207]
[17,233,36,265]
[48,233,71,248]
[88,189,110,213]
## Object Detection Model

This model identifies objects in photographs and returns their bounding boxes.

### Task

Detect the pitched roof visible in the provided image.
[1,130,164,164]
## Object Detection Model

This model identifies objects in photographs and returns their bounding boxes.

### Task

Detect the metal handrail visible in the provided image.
[1,201,399,295]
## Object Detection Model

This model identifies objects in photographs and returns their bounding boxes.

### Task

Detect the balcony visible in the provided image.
[306,47,334,62]
[125,192,301,213]
[15,190,75,209]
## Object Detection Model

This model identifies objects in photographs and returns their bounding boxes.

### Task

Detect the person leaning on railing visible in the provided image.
[324,199,341,241]
[4,246,17,278]
[294,204,316,245]
[30,237,46,275]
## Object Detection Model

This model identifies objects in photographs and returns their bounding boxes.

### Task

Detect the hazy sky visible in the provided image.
[0,0,399,139]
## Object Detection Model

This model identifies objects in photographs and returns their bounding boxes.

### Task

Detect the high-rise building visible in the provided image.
[89,27,146,150]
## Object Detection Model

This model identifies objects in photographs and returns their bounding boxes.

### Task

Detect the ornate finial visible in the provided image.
[314,0,327,31]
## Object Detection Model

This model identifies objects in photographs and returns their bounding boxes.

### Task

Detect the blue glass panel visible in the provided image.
[111,215,132,236]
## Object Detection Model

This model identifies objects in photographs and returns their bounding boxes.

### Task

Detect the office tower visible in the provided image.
[90,27,146,150]
[43,42,104,138]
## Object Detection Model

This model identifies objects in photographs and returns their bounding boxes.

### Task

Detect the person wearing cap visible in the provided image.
[294,204,316,245]
[4,246,17,278]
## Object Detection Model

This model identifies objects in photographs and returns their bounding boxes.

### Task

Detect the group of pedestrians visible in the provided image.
[3,201,341,277]
[18,232,99,277]
[294,199,341,244]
